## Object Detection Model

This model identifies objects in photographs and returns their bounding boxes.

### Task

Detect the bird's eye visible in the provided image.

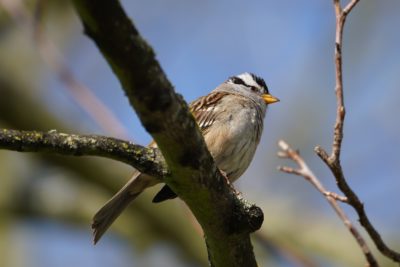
[250,86,258,92]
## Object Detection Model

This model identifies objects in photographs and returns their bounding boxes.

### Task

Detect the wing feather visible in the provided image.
[189,91,229,133]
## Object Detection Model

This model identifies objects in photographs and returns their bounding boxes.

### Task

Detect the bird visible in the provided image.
[92,72,279,243]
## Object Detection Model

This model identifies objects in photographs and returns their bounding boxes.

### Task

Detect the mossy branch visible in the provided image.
[0,128,166,178]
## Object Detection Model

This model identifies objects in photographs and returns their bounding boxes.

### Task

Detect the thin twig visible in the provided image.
[314,0,400,263]
[278,140,378,267]
[323,191,347,203]
[330,0,359,162]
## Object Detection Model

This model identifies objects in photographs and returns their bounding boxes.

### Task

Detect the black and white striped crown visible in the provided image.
[227,72,269,94]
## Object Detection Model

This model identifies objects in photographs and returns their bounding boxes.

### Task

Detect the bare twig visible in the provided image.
[278,140,378,267]
[323,191,347,203]
[320,0,360,163]
[314,0,400,263]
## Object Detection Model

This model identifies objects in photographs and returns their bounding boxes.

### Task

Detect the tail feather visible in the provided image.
[92,172,157,244]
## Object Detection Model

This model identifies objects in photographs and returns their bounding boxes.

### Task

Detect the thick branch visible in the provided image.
[278,140,378,267]
[0,128,166,178]
[72,1,262,266]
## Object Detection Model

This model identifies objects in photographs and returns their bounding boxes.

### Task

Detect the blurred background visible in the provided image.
[0,0,399,266]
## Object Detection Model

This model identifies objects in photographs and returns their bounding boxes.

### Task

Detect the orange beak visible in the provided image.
[262,94,280,104]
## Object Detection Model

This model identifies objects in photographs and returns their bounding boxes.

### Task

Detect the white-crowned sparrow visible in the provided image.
[92,73,279,243]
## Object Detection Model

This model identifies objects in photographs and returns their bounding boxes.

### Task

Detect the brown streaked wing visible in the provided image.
[189,91,229,133]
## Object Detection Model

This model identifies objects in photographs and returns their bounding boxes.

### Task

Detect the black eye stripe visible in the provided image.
[230,77,247,86]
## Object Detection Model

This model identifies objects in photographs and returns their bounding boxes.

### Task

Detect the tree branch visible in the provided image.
[278,140,378,267]
[71,1,263,266]
[314,0,400,263]
[0,128,166,178]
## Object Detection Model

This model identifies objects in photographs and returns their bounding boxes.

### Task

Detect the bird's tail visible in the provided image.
[92,172,157,244]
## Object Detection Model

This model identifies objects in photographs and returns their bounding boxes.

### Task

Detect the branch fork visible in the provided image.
[277,0,400,266]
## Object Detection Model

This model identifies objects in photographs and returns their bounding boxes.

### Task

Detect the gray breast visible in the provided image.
[210,97,265,182]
